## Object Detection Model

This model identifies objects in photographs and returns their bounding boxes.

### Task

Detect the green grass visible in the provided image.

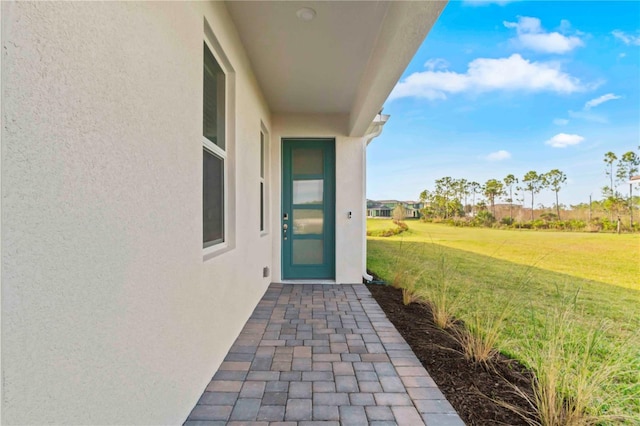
[373,219,639,290]
[367,219,640,421]
[365,218,405,237]
[367,218,397,232]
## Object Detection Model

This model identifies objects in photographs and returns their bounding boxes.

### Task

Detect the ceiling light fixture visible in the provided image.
[296,7,316,22]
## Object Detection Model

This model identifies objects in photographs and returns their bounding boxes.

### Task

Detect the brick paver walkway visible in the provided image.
[185,283,464,426]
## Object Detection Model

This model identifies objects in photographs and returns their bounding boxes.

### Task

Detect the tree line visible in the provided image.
[418,149,639,231]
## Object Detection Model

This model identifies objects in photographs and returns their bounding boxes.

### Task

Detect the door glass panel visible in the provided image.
[293,240,323,264]
[293,180,323,204]
[293,209,323,235]
[293,149,323,175]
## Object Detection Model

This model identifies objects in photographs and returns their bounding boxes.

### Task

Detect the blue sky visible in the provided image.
[368,0,640,207]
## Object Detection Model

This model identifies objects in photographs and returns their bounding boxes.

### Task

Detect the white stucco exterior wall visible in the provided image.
[271,114,365,284]
[1,2,272,424]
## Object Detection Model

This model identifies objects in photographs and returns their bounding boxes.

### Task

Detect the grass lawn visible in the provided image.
[366,218,398,232]
[367,219,640,419]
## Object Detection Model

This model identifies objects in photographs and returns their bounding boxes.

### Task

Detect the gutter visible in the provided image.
[362,113,390,283]
[365,113,390,145]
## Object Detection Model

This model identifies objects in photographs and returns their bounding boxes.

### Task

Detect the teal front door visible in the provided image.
[282,139,335,279]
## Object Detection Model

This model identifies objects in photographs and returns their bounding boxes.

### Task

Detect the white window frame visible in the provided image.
[260,123,270,236]
[203,20,236,260]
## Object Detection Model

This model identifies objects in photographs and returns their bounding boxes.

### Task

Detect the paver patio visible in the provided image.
[185,283,464,426]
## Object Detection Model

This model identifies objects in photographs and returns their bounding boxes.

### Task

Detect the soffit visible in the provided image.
[226,1,389,114]
[225,1,446,136]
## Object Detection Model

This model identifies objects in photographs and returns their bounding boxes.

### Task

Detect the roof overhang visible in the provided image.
[225,1,446,137]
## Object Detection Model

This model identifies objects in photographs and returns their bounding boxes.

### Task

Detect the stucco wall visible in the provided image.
[271,114,366,284]
[1,2,272,424]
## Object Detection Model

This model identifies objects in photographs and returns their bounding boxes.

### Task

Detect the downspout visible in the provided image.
[362,113,390,283]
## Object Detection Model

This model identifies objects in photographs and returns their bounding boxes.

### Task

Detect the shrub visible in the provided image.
[597,218,617,232]
[473,210,496,227]
[567,219,586,231]
[540,212,559,222]
[369,220,409,237]
[501,217,515,226]
[532,219,548,229]
[394,220,409,231]
[585,220,602,232]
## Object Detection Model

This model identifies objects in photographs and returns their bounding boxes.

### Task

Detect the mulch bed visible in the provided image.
[366,282,537,426]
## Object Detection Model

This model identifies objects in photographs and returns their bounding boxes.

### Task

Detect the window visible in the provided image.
[260,130,266,232]
[203,42,226,248]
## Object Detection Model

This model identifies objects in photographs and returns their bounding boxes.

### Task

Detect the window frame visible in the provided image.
[203,146,225,248]
[202,24,236,260]
[260,125,270,236]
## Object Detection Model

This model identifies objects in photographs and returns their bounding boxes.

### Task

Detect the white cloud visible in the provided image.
[424,58,449,71]
[559,19,572,33]
[553,118,569,125]
[485,150,511,161]
[612,30,640,46]
[504,16,584,54]
[584,93,621,110]
[545,133,585,148]
[389,54,586,101]
[568,110,608,124]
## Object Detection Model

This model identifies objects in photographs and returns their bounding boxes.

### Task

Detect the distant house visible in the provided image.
[367,200,392,217]
[367,199,423,218]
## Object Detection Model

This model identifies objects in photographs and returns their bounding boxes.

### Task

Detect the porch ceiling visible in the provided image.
[225,1,445,137]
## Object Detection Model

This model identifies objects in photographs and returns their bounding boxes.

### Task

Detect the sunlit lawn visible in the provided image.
[366,219,640,419]
[369,219,639,290]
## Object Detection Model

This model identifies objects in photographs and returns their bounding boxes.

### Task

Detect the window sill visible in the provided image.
[203,241,233,261]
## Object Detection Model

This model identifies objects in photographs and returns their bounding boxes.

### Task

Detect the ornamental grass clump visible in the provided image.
[384,238,423,306]
[451,306,510,367]
[510,308,638,426]
[390,251,424,306]
[400,275,422,306]
[449,262,536,367]
[421,247,465,329]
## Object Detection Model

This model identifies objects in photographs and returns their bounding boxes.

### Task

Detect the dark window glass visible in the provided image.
[203,43,225,149]
[260,132,264,178]
[260,182,264,232]
[203,149,224,247]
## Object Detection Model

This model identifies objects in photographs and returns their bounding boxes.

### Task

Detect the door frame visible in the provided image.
[281,138,335,280]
